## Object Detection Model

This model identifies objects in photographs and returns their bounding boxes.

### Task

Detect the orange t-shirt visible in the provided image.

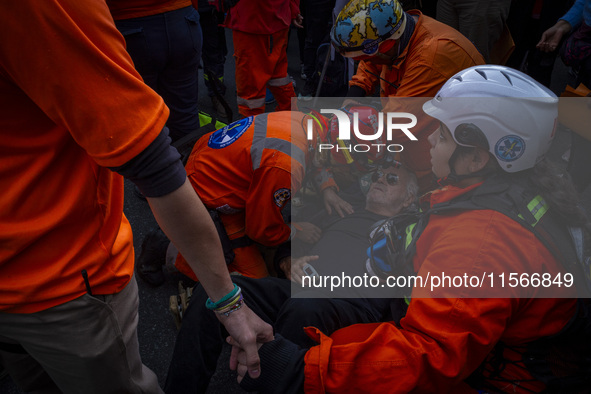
[0,0,168,313]
[107,0,192,20]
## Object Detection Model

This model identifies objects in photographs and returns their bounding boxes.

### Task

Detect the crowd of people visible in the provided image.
[1,0,591,393]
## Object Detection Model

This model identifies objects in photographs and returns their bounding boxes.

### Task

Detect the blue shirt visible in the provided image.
[560,0,591,29]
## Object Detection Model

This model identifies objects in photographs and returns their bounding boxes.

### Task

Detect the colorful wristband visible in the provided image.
[216,297,245,317]
[205,283,240,310]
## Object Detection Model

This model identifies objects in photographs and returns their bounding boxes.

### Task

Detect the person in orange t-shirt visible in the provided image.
[0,1,271,392]
[229,67,588,393]
[331,0,485,193]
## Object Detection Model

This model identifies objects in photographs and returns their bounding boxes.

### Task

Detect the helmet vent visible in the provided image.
[475,69,488,80]
[500,71,513,85]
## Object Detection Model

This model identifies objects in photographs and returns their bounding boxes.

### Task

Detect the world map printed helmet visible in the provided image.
[331,0,406,58]
[423,65,558,173]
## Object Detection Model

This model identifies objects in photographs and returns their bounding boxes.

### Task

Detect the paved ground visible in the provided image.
[2,26,590,393]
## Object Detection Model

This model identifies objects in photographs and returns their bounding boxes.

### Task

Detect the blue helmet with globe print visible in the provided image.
[331,0,406,58]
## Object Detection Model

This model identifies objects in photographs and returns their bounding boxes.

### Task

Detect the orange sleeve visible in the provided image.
[0,0,167,168]
[349,61,381,95]
[303,212,576,392]
[392,62,447,98]
[244,166,292,246]
[312,167,339,192]
[303,296,514,393]
[378,57,455,145]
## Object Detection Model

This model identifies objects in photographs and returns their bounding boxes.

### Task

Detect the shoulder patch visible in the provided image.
[208,116,253,149]
[273,188,291,208]
[494,135,525,162]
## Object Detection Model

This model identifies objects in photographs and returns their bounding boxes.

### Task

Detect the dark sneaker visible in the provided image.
[300,63,307,81]
[136,227,169,287]
[298,92,313,101]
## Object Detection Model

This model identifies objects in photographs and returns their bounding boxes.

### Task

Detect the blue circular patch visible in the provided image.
[207,116,253,149]
[494,135,526,162]
[362,39,380,55]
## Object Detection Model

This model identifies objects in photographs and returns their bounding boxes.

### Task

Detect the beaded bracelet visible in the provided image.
[219,300,243,317]
[205,283,240,310]
[216,294,244,317]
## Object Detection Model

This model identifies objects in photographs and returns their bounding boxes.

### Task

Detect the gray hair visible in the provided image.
[402,170,419,213]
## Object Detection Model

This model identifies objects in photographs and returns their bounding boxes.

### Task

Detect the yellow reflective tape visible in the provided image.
[517,195,548,227]
[405,223,417,249]
[336,138,354,164]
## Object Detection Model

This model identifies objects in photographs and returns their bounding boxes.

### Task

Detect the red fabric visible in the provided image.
[350,11,485,191]
[268,82,297,112]
[224,0,299,34]
[233,29,296,118]
[175,111,316,280]
[107,0,192,20]
[0,0,167,313]
[303,184,577,393]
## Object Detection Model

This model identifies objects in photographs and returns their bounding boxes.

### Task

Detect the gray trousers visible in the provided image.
[0,276,162,394]
[436,0,512,62]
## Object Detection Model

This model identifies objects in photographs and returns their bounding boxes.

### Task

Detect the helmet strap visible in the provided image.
[395,12,416,58]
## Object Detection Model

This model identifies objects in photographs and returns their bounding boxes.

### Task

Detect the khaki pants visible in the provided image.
[0,276,162,394]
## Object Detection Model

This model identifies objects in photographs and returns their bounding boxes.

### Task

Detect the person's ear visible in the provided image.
[468,148,491,174]
[401,194,415,209]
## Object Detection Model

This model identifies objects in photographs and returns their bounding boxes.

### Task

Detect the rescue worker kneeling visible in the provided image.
[227,66,591,393]
[138,107,395,285]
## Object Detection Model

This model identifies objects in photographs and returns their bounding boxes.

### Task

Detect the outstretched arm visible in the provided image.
[147,179,273,379]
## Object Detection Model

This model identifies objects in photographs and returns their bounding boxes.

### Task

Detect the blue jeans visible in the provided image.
[115,6,202,142]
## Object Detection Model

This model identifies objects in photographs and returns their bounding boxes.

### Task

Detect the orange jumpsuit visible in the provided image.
[350,11,485,191]
[175,111,333,280]
[225,0,299,117]
[303,184,577,393]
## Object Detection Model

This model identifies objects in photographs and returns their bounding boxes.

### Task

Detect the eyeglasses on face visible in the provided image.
[371,170,399,186]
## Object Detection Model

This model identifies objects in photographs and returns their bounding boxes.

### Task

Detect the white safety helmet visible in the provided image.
[423,65,558,173]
